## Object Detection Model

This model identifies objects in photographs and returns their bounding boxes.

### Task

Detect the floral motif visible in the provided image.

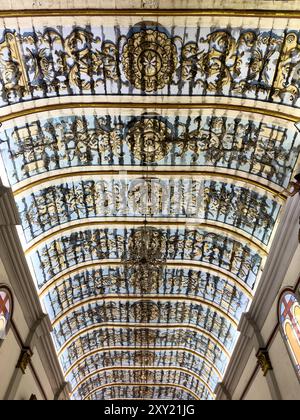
[125,117,174,162]
[122,29,178,92]
[130,301,160,322]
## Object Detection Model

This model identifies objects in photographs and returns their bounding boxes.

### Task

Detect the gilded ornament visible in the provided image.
[130,301,160,322]
[272,32,300,104]
[0,32,30,101]
[134,370,154,383]
[133,329,158,346]
[122,29,178,92]
[134,351,156,365]
[123,226,166,271]
[126,117,173,163]
[16,347,33,374]
[129,267,160,293]
[256,348,273,376]
[136,387,153,398]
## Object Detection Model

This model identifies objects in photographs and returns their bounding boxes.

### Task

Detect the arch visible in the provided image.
[0,285,14,343]
[278,289,300,382]
[38,260,253,300]
[13,169,286,200]
[24,219,268,256]
[0,7,299,401]
[0,9,298,19]
[0,102,298,125]
[5,105,297,196]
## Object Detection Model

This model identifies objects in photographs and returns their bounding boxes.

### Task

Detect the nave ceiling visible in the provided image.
[0,6,300,400]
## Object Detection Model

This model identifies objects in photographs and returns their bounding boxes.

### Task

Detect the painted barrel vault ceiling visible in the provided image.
[0,7,300,400]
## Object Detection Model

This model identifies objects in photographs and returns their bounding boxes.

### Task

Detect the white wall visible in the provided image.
[0,254,65,400]
[231,244,300,400]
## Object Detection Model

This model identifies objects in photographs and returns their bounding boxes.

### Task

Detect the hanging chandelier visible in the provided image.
[122,225,167,272]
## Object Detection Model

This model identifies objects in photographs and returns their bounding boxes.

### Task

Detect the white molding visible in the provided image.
[0,187,21,226]
[0,0,300,11]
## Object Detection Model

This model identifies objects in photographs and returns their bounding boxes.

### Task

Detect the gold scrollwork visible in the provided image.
[272,32,300,104]
[133,351,156,365]
[0,32,30,100]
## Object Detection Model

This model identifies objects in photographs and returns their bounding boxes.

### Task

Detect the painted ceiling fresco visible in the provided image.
[0,11,299,400]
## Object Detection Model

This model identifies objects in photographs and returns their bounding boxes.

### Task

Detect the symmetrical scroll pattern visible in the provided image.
[0,24,300,106]
[59,327,229,377]
[89,386,198,400]
[31,227,261,289]
[16,179,280,244]
[0,18,299,400]
[43,267,250,323]
[1,114,299,188]
[73,369,212,400]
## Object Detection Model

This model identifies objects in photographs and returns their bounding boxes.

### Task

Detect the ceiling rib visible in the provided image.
[1,8,300,18]
[12,170,287,201]
[0,102,298,124]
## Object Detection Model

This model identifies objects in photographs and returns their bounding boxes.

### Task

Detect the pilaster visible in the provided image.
[238,314,282,400]
[0,185,68,400]
[4,315,52,400]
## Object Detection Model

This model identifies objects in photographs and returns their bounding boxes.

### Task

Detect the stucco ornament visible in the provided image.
[122,29,178,92]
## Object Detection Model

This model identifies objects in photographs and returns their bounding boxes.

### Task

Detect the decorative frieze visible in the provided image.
[0,23,299,107]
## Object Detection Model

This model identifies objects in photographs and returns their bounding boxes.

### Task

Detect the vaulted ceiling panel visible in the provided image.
[0,8,299,400]
[1,112,299,189]
[0,18,300,107]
